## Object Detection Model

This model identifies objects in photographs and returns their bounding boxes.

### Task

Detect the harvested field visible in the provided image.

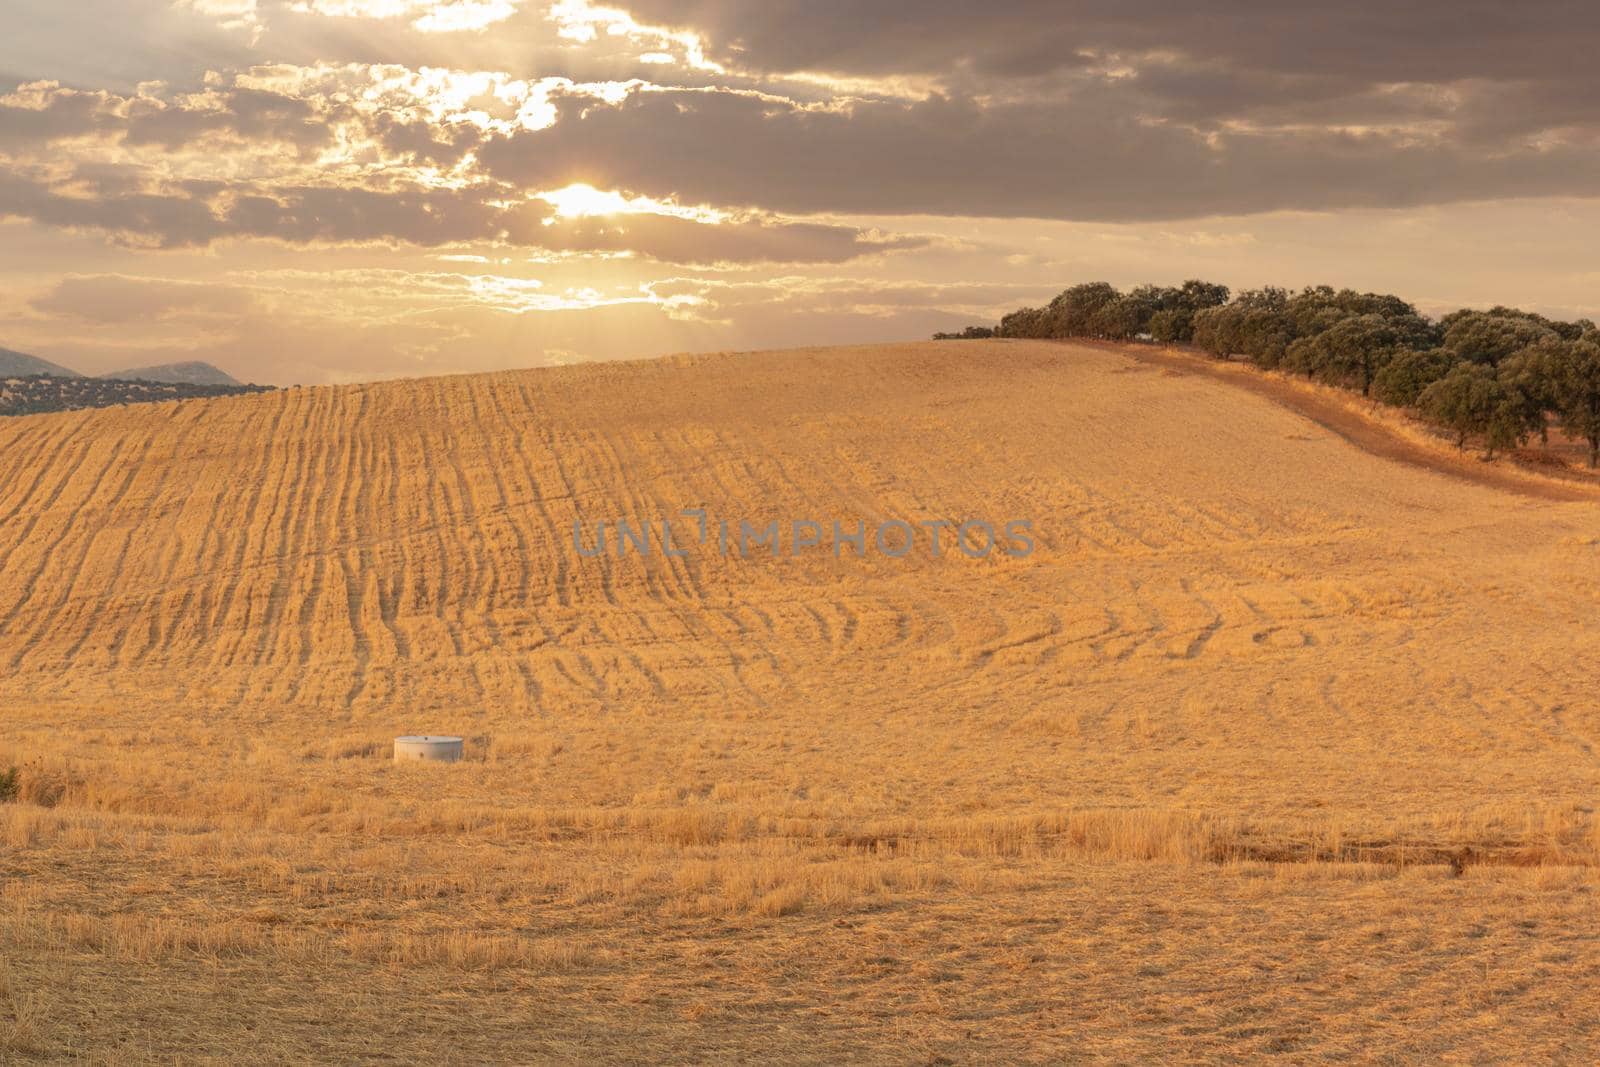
[2,340,1598,1062]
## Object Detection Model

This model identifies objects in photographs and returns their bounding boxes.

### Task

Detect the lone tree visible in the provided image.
[1145,280,1230,343]
[1285,313,1437,395]
[1178,279,1232,312]
[1372,347,1456,408]
[1496,345,1559,445]
[1440,309,1556,368]
[1190,288,1291,365]
[997,306,1049,339]
[1419,363,1509,455]
[1148,308,1188,343]
[1046,282,1121,337]
[1090,294,1153,340]
[1547,335,1600,467]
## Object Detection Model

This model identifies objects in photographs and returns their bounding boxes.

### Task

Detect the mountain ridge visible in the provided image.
[0,344,243,385]
[0,345,81,378]
[99,360,243,386]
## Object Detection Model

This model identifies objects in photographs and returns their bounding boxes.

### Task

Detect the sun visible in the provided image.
[539,183,637,219]
[537,183,730,224]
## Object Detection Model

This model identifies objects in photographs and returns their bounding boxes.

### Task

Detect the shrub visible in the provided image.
[0,767,17,804]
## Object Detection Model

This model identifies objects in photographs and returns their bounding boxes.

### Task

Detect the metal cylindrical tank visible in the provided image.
[393,735,464,763]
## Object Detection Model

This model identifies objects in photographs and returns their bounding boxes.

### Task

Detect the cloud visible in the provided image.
[176,0,261,36]
[122,86,339,151]
[0,73,930,261]
[287,0,523,34]
[12,8,1600,226]
[0,159,912,263]
[611,1,1600,89]
[475,84,1600,222]
[0,80,344,154]
[0,168,229,249]
[644,276,1054,325]
[0,1,728,94]
[29,274,261,322]
[525,214,923,266]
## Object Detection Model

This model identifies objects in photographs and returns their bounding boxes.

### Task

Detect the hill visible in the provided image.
[2,341,1598,1062]
[0,345,80,378]
[0,373,273,417]
[100,359,242,386]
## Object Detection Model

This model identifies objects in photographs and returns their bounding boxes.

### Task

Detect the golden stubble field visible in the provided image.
[2,340,1598,1062]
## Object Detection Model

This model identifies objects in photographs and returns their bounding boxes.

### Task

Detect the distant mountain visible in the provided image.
[101,361,242,386]
[0,346,81,378]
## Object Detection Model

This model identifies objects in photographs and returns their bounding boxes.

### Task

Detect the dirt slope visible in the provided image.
[1115,341,1600,502]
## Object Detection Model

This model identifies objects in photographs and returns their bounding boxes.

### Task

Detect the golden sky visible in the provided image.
[3,1,1599,383]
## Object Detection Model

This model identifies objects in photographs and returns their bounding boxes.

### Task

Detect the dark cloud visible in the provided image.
[371,112,483,166]
[8,2,1598,228]
[0,167,228,248]
[0,83,344,154]
[617,1,1600,87]
[474,86,1600,222]
[221,183,527,246]
[122,88,341,152]
[0,87,108,145]
[601,2,1600,171]
[0,163,910,262]
[0,0,722,95]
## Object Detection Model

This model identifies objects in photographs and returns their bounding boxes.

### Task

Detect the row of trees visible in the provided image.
[994,281,1231,346]
[943,281,1600,466]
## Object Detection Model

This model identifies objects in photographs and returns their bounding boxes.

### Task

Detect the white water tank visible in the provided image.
[394,735,464,763]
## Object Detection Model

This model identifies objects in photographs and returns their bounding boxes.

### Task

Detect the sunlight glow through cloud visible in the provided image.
[175,0,262,38]
[462,272,661,312]
[289,0,522,32]
[538,183,729,223]
[547,0,723,71]
[227,64,643,137]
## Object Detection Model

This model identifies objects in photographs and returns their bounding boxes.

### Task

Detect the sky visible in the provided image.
[2,1,1599,384]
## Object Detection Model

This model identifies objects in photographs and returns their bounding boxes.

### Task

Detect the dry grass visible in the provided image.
[2,341,1599,1062]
